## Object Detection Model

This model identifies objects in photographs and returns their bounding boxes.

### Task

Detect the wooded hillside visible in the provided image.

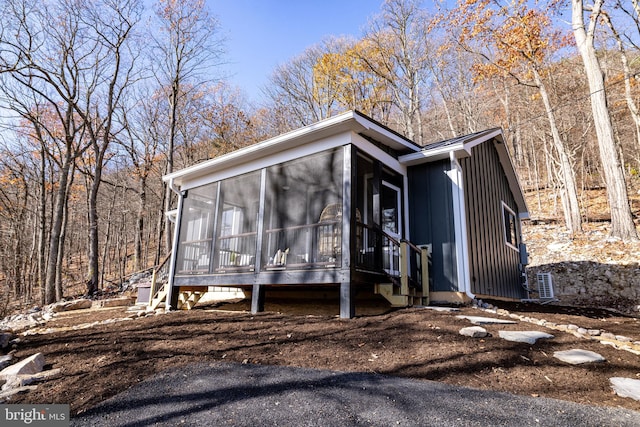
[1,0,639,311]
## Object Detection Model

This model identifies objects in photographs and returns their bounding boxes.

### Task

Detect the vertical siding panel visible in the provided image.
[487,143,502,295]
[462,140,524,299]
[474,145,488,295]
[479,143,493,295]
[462,156,479,295]
[468,153,486,292]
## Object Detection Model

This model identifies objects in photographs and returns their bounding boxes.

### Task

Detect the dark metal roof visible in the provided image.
[420,128,503,153]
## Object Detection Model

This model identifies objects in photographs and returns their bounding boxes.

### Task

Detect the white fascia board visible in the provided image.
[352,113,420,152]
[398,143,467,166]
[351,133,406,176]
[462,128,503,151]
[179,133,352,191]
[163,111,363,187]
[164,111,420,189]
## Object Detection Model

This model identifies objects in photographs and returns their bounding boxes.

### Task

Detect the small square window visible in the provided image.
[502,203,518,249]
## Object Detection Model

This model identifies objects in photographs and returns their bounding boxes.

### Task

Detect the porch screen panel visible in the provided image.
[262,149,344,270]
[175,183,217,274]
[213,171,261,272]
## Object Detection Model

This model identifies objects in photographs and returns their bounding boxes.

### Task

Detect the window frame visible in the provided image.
[501,202,519,251]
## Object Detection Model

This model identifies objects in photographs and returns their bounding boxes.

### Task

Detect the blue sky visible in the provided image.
[210,0,385,104]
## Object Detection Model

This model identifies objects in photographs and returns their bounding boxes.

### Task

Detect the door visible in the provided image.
[381,181,401,275]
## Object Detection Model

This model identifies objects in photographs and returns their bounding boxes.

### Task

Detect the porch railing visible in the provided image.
[264,220,341,268]
[215,231,257,272]
[177,239,212,274]
[148,252,172,308]
[356,222,430,294]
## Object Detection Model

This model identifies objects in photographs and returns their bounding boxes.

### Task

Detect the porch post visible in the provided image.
[251,284,265,314]
[166,187,186,310]
[340,280,355,319]
[340,144,356,319]
[251,169,268,315]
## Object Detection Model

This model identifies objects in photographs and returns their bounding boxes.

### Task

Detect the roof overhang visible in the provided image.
[163,110,420,188]
[399,128,529,219]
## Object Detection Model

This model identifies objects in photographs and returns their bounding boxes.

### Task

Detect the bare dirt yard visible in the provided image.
[7,297,640,416]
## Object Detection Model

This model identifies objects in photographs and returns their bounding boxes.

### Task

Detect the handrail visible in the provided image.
[402,238,422,254]
[148,252,172,307]
[356,222,430,295]
[265,220,340,234]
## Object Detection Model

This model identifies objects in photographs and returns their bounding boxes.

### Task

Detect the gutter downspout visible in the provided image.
[164,178,183,310]
[448,151,475,301]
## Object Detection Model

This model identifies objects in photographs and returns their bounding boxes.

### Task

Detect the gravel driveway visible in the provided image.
[71,362,640,426]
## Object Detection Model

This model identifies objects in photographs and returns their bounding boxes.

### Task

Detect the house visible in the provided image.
[157,110,529,318]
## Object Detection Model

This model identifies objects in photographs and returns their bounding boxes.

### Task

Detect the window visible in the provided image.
[220,204,244,251]
[175,183,217,274]
[502,202,518,249]
[214,171,260,271]
[263,149,343,269]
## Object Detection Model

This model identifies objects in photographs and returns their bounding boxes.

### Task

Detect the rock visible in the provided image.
[615,335,632,343]
[459,326,489,338]
[455,315,517,325]
[50,298,92,313]
[0,314,41,333]
[0,385,38,401]
[601,332,616,340]
[3,368,62,390]
[0,353,45,378]
[422,306,461,312]
[498,331,554,344]
[587,329,601,336]
[98,297,133,308]
[610,377,640,401]
[553,349,606,365]
[0,355,13,370]
[0,332,12,350]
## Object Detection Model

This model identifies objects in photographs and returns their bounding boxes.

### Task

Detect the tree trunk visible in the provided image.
[533,68,583,235]
[44,153,73,305]
[134,176,147,271]
[38,146,47,306]
[572,0,638,241]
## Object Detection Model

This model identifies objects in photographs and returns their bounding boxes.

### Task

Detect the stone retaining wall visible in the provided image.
[526,262,640,313]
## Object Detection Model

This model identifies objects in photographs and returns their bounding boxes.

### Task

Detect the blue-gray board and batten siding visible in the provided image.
[408,160,459,292]
[460,139,526,299]
[408,138,527,299]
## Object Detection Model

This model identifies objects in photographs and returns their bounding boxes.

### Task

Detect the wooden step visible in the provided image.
[149,290,167,310]
[177,290,206,310]
[374,283,409,307]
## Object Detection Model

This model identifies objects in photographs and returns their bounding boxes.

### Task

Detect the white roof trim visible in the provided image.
[163,110,418,187]
[399,128,528,218]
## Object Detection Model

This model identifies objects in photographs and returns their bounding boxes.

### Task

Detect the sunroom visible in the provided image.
[160,112,431,318]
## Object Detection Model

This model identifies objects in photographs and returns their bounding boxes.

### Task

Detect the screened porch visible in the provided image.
[174,148,347,277]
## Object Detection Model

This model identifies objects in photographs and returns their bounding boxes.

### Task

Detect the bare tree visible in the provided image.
[0,0,99,303]
[150,0,225,254]
[359,0,432,144]
[572,0,638,241]
[73,0,142,295]
[118,86,166,271]
[447,0,583,235]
